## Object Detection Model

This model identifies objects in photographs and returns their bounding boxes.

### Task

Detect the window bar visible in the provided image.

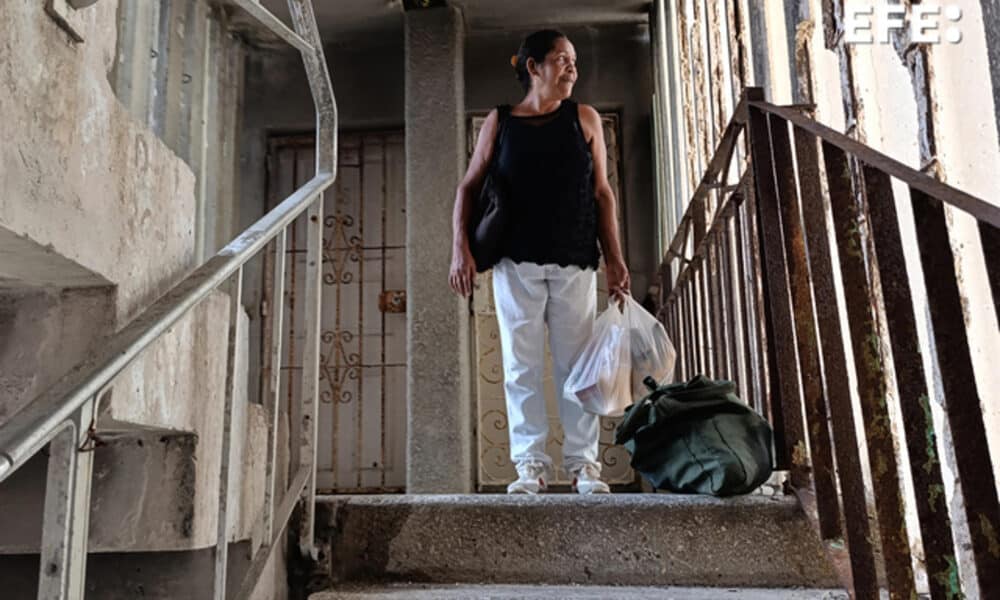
[863,166,961,599]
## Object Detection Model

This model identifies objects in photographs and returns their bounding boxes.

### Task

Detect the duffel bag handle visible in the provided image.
[613,378,662,446]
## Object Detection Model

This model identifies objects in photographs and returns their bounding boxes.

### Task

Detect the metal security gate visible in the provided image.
[267,132,407,493]
[468,111,638,490]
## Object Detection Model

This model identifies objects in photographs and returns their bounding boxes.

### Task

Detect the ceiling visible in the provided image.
[262,0,650,43]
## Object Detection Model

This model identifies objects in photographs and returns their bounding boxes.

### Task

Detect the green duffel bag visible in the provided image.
[614,375,774,497]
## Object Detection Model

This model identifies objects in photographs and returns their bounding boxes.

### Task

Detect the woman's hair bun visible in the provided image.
[512,30,566,93]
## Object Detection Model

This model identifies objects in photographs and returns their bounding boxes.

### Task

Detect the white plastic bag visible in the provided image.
[564,295,678,417]
[563,302,633,417]
[622,295,677,398]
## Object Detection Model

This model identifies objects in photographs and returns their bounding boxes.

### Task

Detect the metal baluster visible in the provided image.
[747,104,806,484]
[863,166,960,599]
[824,142,916,597]
[298,193,324,558]
[793,127,879,596]
[768,114,839,537]
[263,228,287,544]
[911,187,1000,598]
[698,262,714,376]
[38,397,97,600]
[734,199,756,410]
[214,268,244,600]
[685,272,695,376]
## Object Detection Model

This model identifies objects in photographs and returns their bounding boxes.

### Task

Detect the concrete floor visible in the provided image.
[310,583,850,599]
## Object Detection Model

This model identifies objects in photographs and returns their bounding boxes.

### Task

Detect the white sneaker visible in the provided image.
[507,461,551,494]
[570,464,611,495]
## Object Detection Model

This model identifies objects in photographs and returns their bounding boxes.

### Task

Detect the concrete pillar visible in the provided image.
[404,6,472,493]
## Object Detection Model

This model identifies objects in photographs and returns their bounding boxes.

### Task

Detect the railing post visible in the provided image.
[298,193,324,558]
[720,216,739,385]
[214,267,244,600]
[792,127,879,597]
[746,95,807,487]
[263,228,287,545]
[863,167,961,598]
[683,280,695,381]
[706,235,725,378]
[732,198,753,406]
[980,222,1000,324]
[38,398,96,600]
[696,265,711,375]
[285,0,336,560]
[742,181,774,426]
[911,187,1000,599]
[823,142,916,598]
[765,113,840,539]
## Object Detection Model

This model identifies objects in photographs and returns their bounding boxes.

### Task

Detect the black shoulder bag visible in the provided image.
[468,104,512,273]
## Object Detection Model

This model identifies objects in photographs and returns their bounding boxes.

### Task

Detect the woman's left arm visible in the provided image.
[580,104,630,297]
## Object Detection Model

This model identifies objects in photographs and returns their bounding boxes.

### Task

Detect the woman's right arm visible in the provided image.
[449,108,500,297]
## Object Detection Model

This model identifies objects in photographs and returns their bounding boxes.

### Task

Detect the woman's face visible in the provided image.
[532,37,578,99]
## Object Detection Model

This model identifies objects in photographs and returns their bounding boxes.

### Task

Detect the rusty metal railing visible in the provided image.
[657,87,1000,599]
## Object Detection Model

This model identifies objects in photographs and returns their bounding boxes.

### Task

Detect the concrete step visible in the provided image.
[0,539,287,600]
[0,292,271,553]
[0,403,269,553]
[317,494,839,588]
[311,583,849,599]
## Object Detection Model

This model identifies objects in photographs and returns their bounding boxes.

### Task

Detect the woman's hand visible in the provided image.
[449,243,477,297]
[606,256,630,300]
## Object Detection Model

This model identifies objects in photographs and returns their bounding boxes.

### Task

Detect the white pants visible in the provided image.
[492,258,600,473]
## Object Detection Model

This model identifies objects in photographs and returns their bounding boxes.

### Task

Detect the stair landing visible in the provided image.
[316,494,840,589]
[311,583,849,599]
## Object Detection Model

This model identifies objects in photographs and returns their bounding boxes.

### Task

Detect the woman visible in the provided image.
[449,30,630,495]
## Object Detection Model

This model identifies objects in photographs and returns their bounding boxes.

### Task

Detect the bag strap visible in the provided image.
[614,376,664,445]
[493,104,512,154]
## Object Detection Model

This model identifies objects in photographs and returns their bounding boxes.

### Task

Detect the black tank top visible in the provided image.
[494,99,600,269]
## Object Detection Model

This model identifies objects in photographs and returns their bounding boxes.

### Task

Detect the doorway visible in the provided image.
[264,131,407,493]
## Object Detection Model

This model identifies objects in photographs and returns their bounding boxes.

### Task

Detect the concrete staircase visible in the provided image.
[0,295,285,599]
[308,494,847,599]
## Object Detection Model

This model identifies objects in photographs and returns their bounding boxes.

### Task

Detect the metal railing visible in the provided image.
[0,1,337,598]
[657,87,1000,599]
